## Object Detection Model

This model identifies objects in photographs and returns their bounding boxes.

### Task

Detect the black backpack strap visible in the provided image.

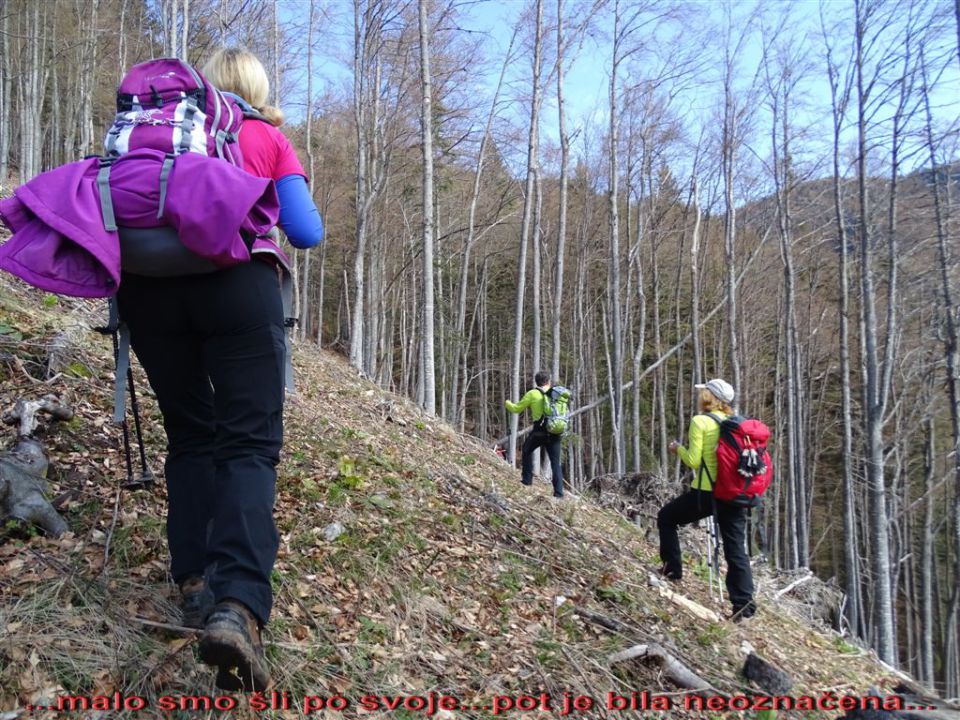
[533,388,548,429]
[694,413,720,493]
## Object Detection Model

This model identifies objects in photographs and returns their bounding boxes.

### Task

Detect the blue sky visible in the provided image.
[281,0,959,190]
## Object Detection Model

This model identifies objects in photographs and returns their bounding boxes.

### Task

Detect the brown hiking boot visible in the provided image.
[198,600,271,691]
[179,577,214,629]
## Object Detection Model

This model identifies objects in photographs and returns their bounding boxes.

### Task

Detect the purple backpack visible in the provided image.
[105,58,243,165]
[98,58,244,231]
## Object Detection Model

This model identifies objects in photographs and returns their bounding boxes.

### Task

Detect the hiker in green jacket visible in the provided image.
[505,371,566,498]
[657,378,756,621]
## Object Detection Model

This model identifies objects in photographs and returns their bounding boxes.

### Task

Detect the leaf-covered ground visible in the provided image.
[0,275,908,719]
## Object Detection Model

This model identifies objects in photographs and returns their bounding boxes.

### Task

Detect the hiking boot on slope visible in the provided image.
[199,600,272,691]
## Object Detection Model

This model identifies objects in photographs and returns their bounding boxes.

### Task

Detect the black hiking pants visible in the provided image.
[520,428,564,497]
[117,261,286,626]
[657,489,755,614]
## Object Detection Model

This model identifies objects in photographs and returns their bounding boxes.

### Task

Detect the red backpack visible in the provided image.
[702,413,773,507]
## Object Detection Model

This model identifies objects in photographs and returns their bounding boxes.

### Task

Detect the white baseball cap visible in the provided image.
[695,378,735,404]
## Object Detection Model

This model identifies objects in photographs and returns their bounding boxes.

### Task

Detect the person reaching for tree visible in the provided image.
[505,371,569,499]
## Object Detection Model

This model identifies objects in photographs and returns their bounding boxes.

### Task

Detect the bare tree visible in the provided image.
[0,1,10,183]
[922,44,960,696]
[451,23,517,427]
[418,0,436,415]
[508,0,544,463]
[821,0,862,638]
[764,19,809,569]
[551,0,570,381]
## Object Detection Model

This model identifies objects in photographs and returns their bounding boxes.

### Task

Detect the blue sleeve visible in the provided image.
[276,174,323,249]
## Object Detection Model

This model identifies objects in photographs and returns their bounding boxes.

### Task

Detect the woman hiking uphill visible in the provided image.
[657,378,757,622]
[116,48,322,691]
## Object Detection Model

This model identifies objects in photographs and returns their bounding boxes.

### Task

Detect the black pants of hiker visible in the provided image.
[657,489,755,614]
[521,429,564,497]
[116,261,286,626]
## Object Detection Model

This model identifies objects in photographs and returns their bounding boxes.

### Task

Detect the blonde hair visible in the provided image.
[699,388,734,415]
[203,48,284,127]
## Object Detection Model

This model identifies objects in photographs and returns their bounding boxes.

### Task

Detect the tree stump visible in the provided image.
[0,395,73,537]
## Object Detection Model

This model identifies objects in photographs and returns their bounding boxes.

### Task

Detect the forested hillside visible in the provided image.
[1,0,958,698]
[0,270,949,718]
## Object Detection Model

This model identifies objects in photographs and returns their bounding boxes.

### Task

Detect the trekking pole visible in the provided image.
[109,328,136,487]
[704,521,716,599]
[706,515,724,604]
[125,365,154,488]
[713,517,724,604]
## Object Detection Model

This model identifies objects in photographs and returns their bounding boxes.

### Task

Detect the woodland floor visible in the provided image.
[0,273,911,719]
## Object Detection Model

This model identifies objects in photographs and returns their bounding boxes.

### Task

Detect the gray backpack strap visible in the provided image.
[97,159,117,232]
[178,94,200,154]
[279,265,295,392]
[156,154,175,219]
[215,129,228,160]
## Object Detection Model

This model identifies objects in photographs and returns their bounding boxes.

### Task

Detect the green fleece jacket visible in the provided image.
[505,386,551,421]
[677,411,729,492]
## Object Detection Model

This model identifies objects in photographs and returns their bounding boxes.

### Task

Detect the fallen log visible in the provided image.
[609,643,713,691]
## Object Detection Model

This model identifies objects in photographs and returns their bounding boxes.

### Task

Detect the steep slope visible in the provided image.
[0,274,927,719]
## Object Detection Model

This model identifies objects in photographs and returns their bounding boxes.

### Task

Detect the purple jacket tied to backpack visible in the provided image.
[0,58,288,296]
[0,149,280,297]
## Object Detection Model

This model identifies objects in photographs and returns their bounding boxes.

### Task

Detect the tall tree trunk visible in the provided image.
[552,0,569,381]
[824,20,860,637]
[955,0,960,70]
[921,414,936,688]
[418,0,436,414]
[607,0,625,476]
[854,0,894,664]
[721,34,741,394]
[630,178,648,476]
[532,170,543,375]
[182,0,189,61]
[350,0,373,371]
[452,24,515,426]
[508,0,544,463]
[300,0,316,343]
[1,1,11,182]
[922,51,960,696]
[768,60,806,568]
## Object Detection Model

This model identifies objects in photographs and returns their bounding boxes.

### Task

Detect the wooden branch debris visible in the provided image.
[648,574,721,623]
[2,394,74,438]
[573,605,630,634]
[129,616,199,635]
[609,643,713,691]
[773,571,814,599]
